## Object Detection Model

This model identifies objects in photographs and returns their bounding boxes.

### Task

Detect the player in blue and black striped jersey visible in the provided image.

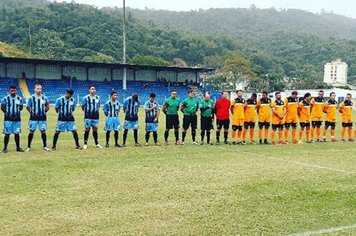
[123,93,140,147]
[1,85,24,153]
[143,93,161,146]
[81,85,102,149]
[51,89,81,150]
[103,90,122,148]
[26,84,50,152]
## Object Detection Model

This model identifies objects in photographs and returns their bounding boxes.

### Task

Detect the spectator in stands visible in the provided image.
[81,85,102,149]
[26,84,51,152]
[122,93,141,147]
[1,85,25,153]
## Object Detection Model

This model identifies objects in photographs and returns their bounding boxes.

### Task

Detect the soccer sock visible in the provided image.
[123,129,128,144]
[92,131,98,145]
[284,128,289,141]
[306,129,310,141]
[224,131,228,143]
[258,128,263,140]
[271,130,276,143]
[207,131,211,144]
[201,130,205,142]
[14,134,20,149]
[237,130,243,141]
[84,131,89,145]
[174,129,179,142]
[310,127,315,140]
[164,130,169,142]
[341,127,346,139]
[330,129,335,138]
[216,131,220,143]
[72,131,80,147]
[316,127,321,139]
[278,130,283,142]
[323,128,327,137]
[292,128,297,142]
[348,128,352,139]
[106,131,110,145]
[264,129,269,140]
[4,134,10,149]
[134,129,138,144]
[41,132,47,148]
[27,132,34,148]
[53,132,60,148]
[242,129,247,141]
[192,129,196,142]
[182,131,186,142]
[249,128,254,141]
[145,132,150,142]
[153,131,158,143]
[114,131,119,145]
[299,129,303,141]
[231,130,236,141]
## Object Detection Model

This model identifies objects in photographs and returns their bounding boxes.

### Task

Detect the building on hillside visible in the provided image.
[324,59,348,85]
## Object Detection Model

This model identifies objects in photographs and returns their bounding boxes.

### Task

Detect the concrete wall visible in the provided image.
[135,70,156,81]
[63,66,86,81]
[36,64,61,80]
[7,63,35,78]
[88,67,111,81]
[0,63,5,77]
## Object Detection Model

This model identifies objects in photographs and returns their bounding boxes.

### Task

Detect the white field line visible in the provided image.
[287,224,356,236]
[240,151,355,175]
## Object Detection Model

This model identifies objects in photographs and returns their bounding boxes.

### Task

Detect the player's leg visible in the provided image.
[291,122,297,143]
[316,121,322,141]
[271,124,277,145]
[323,121,329,141]
[264,122,270,144]
[238,125,244,145]
[299,124,305,143]
[106,131,111,147]
[13,122,23,152]
[145,128,150,145]
[258,122,264,144]
[69,121,81,149]
[249,123,255,144]
[278,125,285,144]
[348,123,354,141]
[341,122,347,141]
[223,120,229,144]
[52,131,61,150]
[306,123,311,142]
[27,121,36,151]
[284,122,290,143]
[242,122,248,143]
[39,121,49,150]
[330,122,336,142]
[84,119,91,147]
[2,123,10,153]
[174,115,180,144]
[191,115,197,144]
[133,128,139,146]
[310,121,316,141]
[181,115,189,144]
[92,123,100,147]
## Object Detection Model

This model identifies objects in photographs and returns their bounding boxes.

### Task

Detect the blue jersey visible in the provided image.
[103,100,120,117]
[144,100,160,123]
[1,94,24,121]
[123,97,140,121]
[81,94,100,119]
[55,96,77,121]
[27,94,49,121]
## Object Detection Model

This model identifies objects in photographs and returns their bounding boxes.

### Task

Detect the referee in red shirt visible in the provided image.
[214,91,231,144]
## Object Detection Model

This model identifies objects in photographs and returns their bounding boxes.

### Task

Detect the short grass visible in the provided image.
[0,108,355,235]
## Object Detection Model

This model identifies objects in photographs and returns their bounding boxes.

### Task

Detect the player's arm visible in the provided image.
[81,97,86,111]
[180,101,185,113]
[103,103,109,116]
[45,97,50,112]
[323,102,329,114]
[282,106,287,118]
[256,100,260,115]
[338,102,344,113]
[19,98,24,111]
[26,98,31,113]
[154,104,161,122]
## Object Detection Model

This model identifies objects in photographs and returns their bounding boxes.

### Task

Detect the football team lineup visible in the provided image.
[1,83,356,153]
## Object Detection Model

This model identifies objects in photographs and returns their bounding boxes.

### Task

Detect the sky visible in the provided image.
[59,0,356,19]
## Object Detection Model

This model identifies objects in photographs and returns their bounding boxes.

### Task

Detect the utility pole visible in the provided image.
[122,0,127,90]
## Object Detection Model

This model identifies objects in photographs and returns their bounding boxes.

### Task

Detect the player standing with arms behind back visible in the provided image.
[257,91,272,145]
[122,94,141,147]
[339,93,354,142]
[199,92,214,145]
[323,92,337,142]
[162,90,180,145]
[230,90,245,145]
[144,93,161,146]
[243,93,257,144]
[214,91,230,145]
[298,93,312,144]
[180,90,199,145]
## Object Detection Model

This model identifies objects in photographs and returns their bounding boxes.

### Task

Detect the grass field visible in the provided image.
[0,108,355,235]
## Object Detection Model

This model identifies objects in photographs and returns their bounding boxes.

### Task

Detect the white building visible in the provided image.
[324,59,348,85]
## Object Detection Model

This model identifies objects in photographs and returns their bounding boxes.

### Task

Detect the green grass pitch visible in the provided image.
[0,108,355,235]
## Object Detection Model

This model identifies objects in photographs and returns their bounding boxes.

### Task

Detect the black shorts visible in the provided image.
[312,121,322,127]
[325,121,336,129]
[285,122,297,128]
[183,115,197,130]
[342,122,353,127]
[166,114,179,130]
[232,125,243,131]
[300,122,311,128]
[201,116,213,131]
[217,119,230,130]
[244,122,255,129]
[272,124,284,130]
[259,122,270,129]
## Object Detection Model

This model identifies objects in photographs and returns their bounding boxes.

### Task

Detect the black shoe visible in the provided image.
[232,141,237,145]
[264,140,270,145]
[51,147,56,151]
[216,142,221,145]
[16,148,25,152]
[259,139,263,145]
[115,144,123,148]
[76,146,83,150]
[2,148,8,153]
[105,143,110,148]
[241,141,246,145]
[224,141,229,145]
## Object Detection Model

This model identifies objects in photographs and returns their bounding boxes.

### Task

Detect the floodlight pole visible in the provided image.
[122,0,127,90]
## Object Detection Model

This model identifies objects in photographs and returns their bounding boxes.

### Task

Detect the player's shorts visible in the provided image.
[201,116,213,131]
[342,118,352,124]
[258,116,270,123]
[166,114,179,130]
[285,117,298,128]
[105,117,121,131]
[300,122,311,128]
[3,121,21,135]
[145,123,158,132]
[217,119,230,130]
[325,121,336,129]
[28,120,47,132]
[244,122,255,129]
[124,120,139,130]
[183,115,197,130]
[56,121,77,132]
[272,120,285,130]
[85,119,99,129]
[342,122,353,127]
[258,122,270,129]
[312,116,323,122]
[311,120,323,127]
[232,118,244,127]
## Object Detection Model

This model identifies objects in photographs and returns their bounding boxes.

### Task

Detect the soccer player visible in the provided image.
[310,90,325,142]
[339,93,354,142]
[144,93,160,146]
[103,90,122,148]
[26,84,50,152]
[122,93,140,147]
[231,90,245,145]
[214,91,231,145]
[298,93,312,143]
[271,91,287,145]
[257,91,272,144]
[284,91,298,144]
[81,85,102,149]
[162,90,180,145]
[199,92,214,145]
[180,90,199,145]
[1,85,24,153]
[243,93,257,144]
[323,92,337,142]
[52,89,81,150]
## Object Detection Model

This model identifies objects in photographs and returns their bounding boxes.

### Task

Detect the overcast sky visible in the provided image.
[59,0,356,19]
